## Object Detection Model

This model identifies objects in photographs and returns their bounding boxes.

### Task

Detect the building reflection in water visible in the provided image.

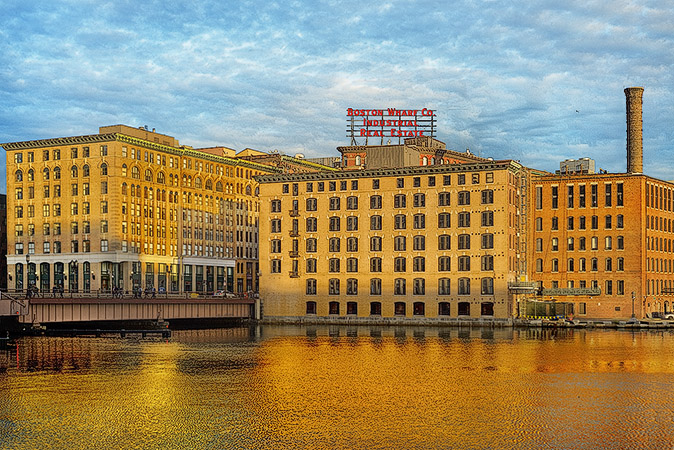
[1,326,674,449]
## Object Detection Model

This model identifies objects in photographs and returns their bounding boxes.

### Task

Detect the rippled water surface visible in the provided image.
[2,326,674,449]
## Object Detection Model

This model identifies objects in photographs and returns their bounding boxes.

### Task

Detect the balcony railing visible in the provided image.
[289,271,299,278]
[508,281,538,292]
[289,250,299,258]
[289,229,300,237]
[289,209,300,217]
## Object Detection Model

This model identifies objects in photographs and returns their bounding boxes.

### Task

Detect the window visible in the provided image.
[443,175,451,186]
[605,280,613,295]
[271,260,281,273]
[346,258,358,272]
[481,255,494,271]
[346,279,358,296]
[481,211,494,227]
[413,280,425,296]
[329,237,340,252]
[458,255,470,271]
[605,215,612,229]
[458,212,470,227]
[481,190,494,204]
[306,238,317,252]
[329,197,340,210]
[438,279,451,296]
[413,214,425,229]
[271,239,281,253]
[370,195,382,209]
[396,178,404,188]
[481,278,494,295]
[346,237,358,252]
[394,257,406,272]
[605,236,612,250]
[438,213,451,228]
[370,215,382,230]
[458,174,466,185]
[329,279,340,296]
[372,179,380,189]
[551,217,558,230]
[567,258,574,272]
[605,257,613,271]
[394,214,406,230]
[413,193,425,207]
[306,217,317,232]
[413,257,425,272]
[617,183,623,206]
[438,235,451,250]
[458,191,470,205]
[579,185,586,207]
[370,236,382,251]
[568,237,574,251]
[535,186,543,209]
[438,256,451,271]
[329,216,340,231]
[101,201,108,214]
[306,198,317,211]
[101,239,109,252]
[482,233,494,249]
[346,216,358,231]
[394,279,406,296]
[394,194,406,208]
[458,278,470,295]
[271,219,282,233]
[394,236,406,252]
[568,217,574,230]
[329,258,340,272]
[458,234,470,249]
[567,185,574,208]
[551,186,558,209]
[413,235,425,251]
[439,192,450,206]
[617,236,624,250]
[591,184,598,207]
[605,184,612,207]
[591,215,598,230]
[346,196,358,210]
[271,199,281,212]
[617,214,624,229]
[551,259,559,272]
[370,280,382,296]
[370,257,382,272]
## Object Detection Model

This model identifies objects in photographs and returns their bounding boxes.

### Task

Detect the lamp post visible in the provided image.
[631,291,635,319]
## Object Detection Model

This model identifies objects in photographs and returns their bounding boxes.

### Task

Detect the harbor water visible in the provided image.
[1,325,674,449]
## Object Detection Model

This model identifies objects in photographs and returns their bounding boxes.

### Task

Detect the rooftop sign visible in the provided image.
[346,108,436,145]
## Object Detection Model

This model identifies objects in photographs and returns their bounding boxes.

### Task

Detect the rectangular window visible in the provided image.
[567,185,574,208]
[551,186,558,209]
[605,184,612,207]
[579,185,586,207]
[101,201,108,214]
[617,183,623,206]
[535,187,543,209]
[591,185,598,207]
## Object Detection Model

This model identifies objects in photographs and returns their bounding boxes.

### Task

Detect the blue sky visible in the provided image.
[2,0,674,193]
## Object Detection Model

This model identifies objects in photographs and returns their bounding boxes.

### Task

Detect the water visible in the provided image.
[1,325,674,449]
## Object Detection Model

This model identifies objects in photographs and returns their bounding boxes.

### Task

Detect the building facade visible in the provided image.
[257,161,530,320]
[3,125,278,295]
[528,173,674,319]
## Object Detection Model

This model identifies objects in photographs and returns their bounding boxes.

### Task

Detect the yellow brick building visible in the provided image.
[3,125,276,295]
[257,161,530,320]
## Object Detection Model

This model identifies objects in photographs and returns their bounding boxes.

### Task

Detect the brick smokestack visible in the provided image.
[625,87,644,174]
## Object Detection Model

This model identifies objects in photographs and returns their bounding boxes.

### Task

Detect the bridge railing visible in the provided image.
[1,289,258,301]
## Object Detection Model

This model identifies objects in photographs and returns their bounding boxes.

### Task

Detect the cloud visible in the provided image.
[1,0,674,194]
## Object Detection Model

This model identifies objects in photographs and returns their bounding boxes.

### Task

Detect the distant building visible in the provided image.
[2,125,279,295]
[557,158,595,175]
[338,137,487,170]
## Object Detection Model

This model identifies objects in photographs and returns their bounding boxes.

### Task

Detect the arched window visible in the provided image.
[205,179,213,190]
[121,183,127,195]
[121,164,127,177]
[255,186,259,196]
[15,170,23,182]
[422,156,428,165]
[157,172,165,184]
[145,169,152,182]
[246,185,252,195]
[101,163,108,176]
[53,167,61,179]
[195,177,202,188]
[355,155,362,165]
[83,164,90,177]
[43,168,50,180]
[27,169,34,181]
[132,167,140,179]
[216,181,223,192]
[71,165,78,177]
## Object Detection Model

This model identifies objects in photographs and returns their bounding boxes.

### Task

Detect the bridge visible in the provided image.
[0,291,257,326]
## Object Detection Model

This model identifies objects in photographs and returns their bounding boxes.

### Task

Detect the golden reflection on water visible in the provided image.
[1,327,674,449]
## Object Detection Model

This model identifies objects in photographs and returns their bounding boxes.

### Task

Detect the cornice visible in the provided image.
[255,160,522,183]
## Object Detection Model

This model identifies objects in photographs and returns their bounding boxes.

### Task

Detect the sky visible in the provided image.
[1,0,674,193]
